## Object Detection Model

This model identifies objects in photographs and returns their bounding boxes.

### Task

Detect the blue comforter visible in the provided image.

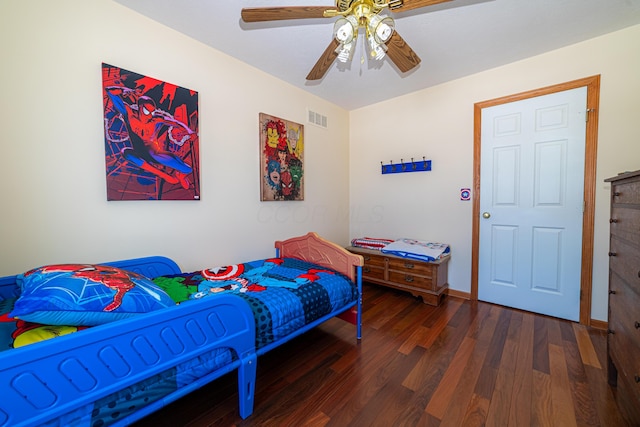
[152,257,357,348]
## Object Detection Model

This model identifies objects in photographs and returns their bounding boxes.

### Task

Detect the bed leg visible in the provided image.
[238,352,257,419]
[357,265,362,340]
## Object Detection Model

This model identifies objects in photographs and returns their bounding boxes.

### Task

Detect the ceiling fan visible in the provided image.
[241,0,453,80]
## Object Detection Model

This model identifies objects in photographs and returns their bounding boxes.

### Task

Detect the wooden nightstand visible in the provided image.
[347,246,449,306]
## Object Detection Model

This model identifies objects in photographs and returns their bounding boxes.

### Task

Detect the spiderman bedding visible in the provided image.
[153,257,358,349]
[0,256,356,427]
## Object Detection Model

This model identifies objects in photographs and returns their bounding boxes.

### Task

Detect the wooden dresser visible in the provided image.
[605,170,640,426]
[347,246,449,306]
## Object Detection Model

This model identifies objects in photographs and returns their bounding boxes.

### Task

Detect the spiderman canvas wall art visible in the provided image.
[102,63,200,200]
[259,112,304,201]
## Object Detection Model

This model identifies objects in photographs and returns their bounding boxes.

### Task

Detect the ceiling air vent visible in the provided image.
[307,108,328,129]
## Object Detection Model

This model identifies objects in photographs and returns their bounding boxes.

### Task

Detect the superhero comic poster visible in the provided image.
[102,63,200,201]
[259,113,304,201]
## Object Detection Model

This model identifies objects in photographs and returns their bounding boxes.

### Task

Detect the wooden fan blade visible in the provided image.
[306,39,341,80]
[241,6,334,22]
[385,31,421,73]
[391,0,453,13]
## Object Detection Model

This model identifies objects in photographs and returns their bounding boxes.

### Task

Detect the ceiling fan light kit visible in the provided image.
[369,14,395,44]
[241,0,453,80]
[334,16,358,44]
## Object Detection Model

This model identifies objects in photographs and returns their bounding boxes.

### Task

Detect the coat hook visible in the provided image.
[381,157,430,174]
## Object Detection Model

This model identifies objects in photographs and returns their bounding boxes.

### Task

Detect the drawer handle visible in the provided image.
[636,375,640,383]
[635,321,640,329]
[364,256,370,261]
[364,267,370,273]
[608,252,617,257]
[609,290,617,295]
[608,329,615,335]
[614,191,621,197]
[638,270,640,279]
[404,263,415,269]
[609,218,618,223]
[404,275,414,283]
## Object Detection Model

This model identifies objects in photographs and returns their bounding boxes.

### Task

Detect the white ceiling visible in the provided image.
[113,0,640,110]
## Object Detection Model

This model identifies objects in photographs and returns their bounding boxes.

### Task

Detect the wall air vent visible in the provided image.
[307,108,328,129]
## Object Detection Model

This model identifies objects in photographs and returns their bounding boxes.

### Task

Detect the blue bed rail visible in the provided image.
[0,256,257,426]
[0,249,362,425]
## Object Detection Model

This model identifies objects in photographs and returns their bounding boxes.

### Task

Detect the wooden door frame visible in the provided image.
[471,75,600,325]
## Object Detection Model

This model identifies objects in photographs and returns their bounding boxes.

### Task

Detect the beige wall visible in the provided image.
[349,24,640,321]
[0,0,350,274]
[1,1,637,322]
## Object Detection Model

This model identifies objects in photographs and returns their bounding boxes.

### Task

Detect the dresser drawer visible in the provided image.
[609,271,640,381]
[387,257,434,277]
[609,272,640,330]
[608,321,640,392]
[610,206,640,243]
[612,179,640,204]
[608,324,640,396]
[609,236,640,289]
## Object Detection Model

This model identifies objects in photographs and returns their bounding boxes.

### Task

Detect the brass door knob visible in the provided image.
[482,212,491,219]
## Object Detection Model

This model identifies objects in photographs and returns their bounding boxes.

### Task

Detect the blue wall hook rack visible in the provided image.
[381,157,432,174]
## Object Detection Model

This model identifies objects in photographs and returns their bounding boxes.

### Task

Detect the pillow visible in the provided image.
[1,297,88,350]
[0,297,18,351]
[12,321,86,348]
[10,264,175,326]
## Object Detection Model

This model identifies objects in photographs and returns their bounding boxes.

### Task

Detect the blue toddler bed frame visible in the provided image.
[0,232,363,426]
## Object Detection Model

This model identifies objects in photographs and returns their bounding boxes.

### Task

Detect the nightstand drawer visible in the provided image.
[388,271,435,290]
[360,253,386,268]
[363,265,385,281]
[387,257,433,277]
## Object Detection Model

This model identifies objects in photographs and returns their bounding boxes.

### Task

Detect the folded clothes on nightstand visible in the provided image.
[350,237,395,250]
[381,239,450,262]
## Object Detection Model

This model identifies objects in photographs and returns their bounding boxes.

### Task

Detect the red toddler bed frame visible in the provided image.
[0,232,363,426]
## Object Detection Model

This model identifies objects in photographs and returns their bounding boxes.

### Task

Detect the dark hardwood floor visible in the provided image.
[134,284,631,427]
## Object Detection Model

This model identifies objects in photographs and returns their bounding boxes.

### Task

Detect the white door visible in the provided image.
[478,87,587,321]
